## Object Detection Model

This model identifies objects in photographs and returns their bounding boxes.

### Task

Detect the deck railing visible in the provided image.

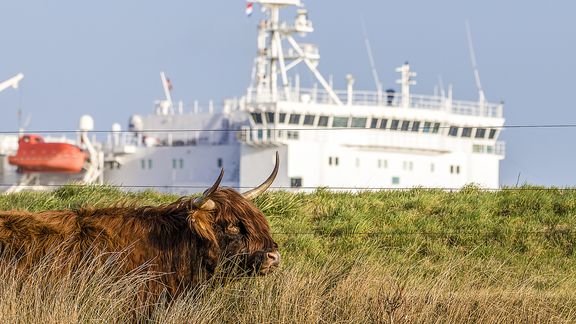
[246,88,503,118]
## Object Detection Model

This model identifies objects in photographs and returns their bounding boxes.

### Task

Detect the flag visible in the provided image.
[246,2,254,16]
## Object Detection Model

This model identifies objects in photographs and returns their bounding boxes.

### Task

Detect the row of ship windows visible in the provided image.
[140,158,224,170]
[291,176,403,188]
[140,159,186,170]
[140,158,225,170]
[137,157,465,181]
[139,157,464,175]
[251,112,498,139]
[331,156,462,174]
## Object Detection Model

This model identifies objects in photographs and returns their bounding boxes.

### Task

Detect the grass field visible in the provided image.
[0,185,575,323]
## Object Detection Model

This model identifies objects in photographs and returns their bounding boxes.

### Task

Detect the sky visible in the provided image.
[0,1,575,186]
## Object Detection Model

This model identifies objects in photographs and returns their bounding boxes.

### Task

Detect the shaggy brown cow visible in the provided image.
[0,152,281,297]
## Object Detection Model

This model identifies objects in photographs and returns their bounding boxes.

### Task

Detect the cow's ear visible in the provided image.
[188,210,217,245]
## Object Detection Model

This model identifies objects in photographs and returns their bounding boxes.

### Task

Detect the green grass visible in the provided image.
[0,185,575,322]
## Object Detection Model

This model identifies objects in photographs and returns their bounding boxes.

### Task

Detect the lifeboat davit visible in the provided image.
[8,135,87,173]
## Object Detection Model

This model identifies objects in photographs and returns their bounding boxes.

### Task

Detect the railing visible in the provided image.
[246,88,503,118]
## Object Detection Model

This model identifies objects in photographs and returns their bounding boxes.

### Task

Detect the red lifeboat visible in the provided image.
[8,135,87,173]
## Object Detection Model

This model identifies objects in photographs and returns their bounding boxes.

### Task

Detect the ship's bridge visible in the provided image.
[238,93,505,159]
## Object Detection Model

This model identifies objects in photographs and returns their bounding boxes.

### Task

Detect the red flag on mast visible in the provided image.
[246,2,254,16]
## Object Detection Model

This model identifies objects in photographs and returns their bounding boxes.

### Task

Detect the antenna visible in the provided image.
[361,19,383,104]
[437,75,446,98]
[465,21,486,105]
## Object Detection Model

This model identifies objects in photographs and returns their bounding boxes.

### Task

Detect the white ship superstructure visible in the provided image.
[2,0,505,193]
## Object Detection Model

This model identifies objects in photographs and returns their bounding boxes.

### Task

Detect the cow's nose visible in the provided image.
[267,251,281,265]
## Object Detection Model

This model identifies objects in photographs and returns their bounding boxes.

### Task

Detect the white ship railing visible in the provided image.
[246,88,503,118]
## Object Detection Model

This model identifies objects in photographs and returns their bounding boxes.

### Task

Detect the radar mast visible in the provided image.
[249,0,342,105]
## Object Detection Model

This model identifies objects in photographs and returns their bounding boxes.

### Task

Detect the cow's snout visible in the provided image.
[258,251,280,274]
[267,251,281,266]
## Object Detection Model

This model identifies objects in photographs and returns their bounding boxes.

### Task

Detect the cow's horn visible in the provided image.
[192,168,224,210]
[242,151,279,200]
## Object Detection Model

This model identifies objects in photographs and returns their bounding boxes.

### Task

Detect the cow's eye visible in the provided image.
[226,225,240,235]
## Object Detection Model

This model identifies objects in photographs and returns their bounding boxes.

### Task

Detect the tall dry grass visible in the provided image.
[0,250,574,323]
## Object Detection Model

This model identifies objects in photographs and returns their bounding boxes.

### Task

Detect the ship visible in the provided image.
[1,0,505,193]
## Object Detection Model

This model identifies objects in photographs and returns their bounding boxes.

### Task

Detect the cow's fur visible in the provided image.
[0,188,278,296]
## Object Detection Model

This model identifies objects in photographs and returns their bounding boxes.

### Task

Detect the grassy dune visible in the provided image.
[0,185,575,323]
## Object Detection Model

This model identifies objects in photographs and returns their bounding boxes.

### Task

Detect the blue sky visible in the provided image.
[0,1,574,186]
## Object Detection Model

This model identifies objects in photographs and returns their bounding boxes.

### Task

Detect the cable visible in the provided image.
[270,229,575,236]
[1,123,576,134]
[0,183,574,191]
[0,183,576,192]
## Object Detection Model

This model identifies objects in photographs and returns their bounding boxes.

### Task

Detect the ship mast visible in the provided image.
[250,0,342,105]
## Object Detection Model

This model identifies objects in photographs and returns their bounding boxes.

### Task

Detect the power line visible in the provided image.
[270,229,575,236]
[1,123,576,134]
[0,183,575,191]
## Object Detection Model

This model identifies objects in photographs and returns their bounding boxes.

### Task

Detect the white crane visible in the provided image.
[0,73,24,93]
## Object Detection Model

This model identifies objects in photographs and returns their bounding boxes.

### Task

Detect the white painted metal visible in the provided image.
[0,73,23,93]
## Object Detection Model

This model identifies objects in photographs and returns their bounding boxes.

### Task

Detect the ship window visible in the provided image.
[430,163,435,172]
[370,118,379,129]
[217,158,223,168]
[148,159,153,169]
[423,122,431,133]
[332,117,349,128]
[265,112,275,123]
[392,176,400,185]
[172,159,177,169]
[251,112,263,124]
[288,114,301,125]
[379,119,388,129]
[355,158,360,167]
[432,123,441,133]
[403,161,414,171]
[290,177,302,188]
[378,159,388,168]
[351,117,367,128]
[303,114,315,125]
[461,127,472,138]
[318,116,329,127]
[141,160,146,170]
[450,165,461,174]
[179,159,184,169]
[390,120,400,130]
[473,144,484,153]
[412,121,420,132]
[487,146,494,154]
[287,131,299,139]
[475,128,486,139]
[448,126,459,137]
[328,156,340,166]
[401,121,410,131]
[488,129,497,139]
[278,113,287,123]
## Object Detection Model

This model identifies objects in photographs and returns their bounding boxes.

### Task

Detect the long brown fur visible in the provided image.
[0,187,277,297]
